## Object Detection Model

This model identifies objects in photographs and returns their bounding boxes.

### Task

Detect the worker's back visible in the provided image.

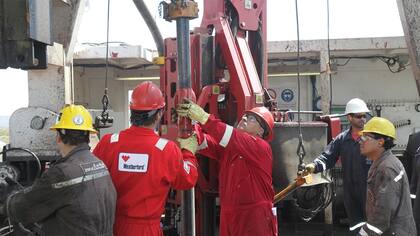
[7,144,117,236]
[93,125,198,236]
[50,145,117,235]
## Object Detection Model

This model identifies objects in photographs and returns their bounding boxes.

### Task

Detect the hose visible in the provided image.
[0,147,42,179]
[132,0,165,56]
[294,175,334,222]
[0,147,43,236]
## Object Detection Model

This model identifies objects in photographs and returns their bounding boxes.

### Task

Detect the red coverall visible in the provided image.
[93,126,198,236]
[198,115,278,236]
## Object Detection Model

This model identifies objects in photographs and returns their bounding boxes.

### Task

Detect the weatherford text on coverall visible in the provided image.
[93,127,198,236]
[197,115,277,236]
[6,144,117,236]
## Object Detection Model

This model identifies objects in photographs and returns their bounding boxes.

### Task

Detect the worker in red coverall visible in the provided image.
[93,82,199,236]
[177,99,278,236]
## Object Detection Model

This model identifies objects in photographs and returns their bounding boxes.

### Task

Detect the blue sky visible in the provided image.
[0,0,404,116]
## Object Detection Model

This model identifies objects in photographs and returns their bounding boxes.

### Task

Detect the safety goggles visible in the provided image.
[242,114,264,128]
[359,134,378,142]
[243,114,258,123]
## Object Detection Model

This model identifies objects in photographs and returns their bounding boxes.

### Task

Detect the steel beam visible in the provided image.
[397,0,420,95]
[52,0,86,63]
[319,50,331,114]
[268,37,407,53]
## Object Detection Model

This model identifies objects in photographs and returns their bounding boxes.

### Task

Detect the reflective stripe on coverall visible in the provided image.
[361,150,416,236]
[93,126,198,236]
[6,144,117,236]
[312,128,371,232]
[197,115,278,236]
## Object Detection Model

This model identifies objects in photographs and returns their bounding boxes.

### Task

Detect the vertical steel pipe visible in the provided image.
[176,14,195,236]
[177,18,192,89]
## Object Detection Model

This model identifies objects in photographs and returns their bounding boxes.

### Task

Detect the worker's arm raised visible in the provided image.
[177,99,209,125]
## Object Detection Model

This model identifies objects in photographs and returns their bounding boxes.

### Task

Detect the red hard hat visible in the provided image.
[245,106,274,141]
[130,82,166,111]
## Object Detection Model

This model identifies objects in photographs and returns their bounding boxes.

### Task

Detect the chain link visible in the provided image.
[296,133,306,172]
[100,92,109,123]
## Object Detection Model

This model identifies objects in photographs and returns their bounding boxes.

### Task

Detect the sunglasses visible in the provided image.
[351,114,367,119]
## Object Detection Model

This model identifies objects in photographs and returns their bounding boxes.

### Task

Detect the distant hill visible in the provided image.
[0,116,9,128]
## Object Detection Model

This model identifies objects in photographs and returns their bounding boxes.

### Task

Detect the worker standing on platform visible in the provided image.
[93,82,199,236]
[305,98,371,234]
[358,117,416,236]
[177,99,277,236]
[1,105,117,235]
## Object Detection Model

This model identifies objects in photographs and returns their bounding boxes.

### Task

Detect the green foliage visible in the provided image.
[0,128,9,144]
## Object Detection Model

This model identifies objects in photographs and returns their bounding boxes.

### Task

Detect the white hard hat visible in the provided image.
[345,98,370,115]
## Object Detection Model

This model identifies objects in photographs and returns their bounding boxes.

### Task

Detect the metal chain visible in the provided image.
[295,0,306,172]
[100,0,111,123]
[297,133,306,170]
[101,92,109,122]
[158,2,163,17]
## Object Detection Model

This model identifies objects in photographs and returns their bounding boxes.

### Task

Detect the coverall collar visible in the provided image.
[343,127,363,143]
[369,150,392,171]
[342,128,353,141]
[127,125,158,136]
[57,143,91,164]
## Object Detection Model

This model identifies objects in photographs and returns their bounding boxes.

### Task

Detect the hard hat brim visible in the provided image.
[50,125,98,134]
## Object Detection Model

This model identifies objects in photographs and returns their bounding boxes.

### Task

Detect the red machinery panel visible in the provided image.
[160,1,269,235]
[319,116,342,142]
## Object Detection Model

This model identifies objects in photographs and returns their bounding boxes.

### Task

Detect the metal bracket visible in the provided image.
[161,0,199,22]
[153,56,165,65]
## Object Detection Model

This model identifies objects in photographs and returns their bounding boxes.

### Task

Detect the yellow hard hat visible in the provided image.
[361,117,396,140]
[50,104,97,133]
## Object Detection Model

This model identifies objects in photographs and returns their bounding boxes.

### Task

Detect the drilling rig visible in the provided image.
[0,0,420,235]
